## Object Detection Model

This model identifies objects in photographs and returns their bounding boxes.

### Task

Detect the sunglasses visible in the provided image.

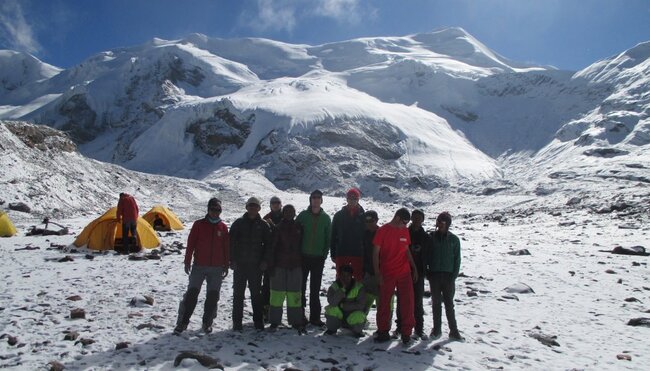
[209,207,222,212]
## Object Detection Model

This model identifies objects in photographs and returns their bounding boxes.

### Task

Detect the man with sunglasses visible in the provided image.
[425,211,462,341]
[174,198,230,335]
[372,208,418,344]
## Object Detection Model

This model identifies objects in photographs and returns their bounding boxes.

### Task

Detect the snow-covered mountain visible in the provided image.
[0,28,648,200]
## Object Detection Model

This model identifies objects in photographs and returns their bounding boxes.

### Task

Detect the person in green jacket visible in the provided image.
[425,211,462,341]
[296,189,332,327]
[324,264,367,337]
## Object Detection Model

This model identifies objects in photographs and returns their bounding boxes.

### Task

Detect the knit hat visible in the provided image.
[346,188,361,199]
[437,211,452,226]
[309,189,323,206]
[246,197,261,207]
[270,196,281,204]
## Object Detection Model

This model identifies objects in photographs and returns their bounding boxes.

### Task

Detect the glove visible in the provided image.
[184,263,191,275]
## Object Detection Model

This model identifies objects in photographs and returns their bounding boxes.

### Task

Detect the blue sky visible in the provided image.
[1,0,649,71]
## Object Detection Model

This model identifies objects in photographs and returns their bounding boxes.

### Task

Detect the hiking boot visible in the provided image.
[430,328,442,339]
[374,331,391,343]
[232,323,243,332]
[202,324,213,334]
[294,325,307,335]
[352,331,365,338]
[254,322,265,331]
[449,330,464,341]
[268,324,279,332]
[324,329,336,335]
[401,334,411,345]
[390,330,400,339]
[173,324,186,335]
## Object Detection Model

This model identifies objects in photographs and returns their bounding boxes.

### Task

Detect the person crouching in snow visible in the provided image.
[268,204,306,333]
[174,198,229,335]
[324,264,367,338]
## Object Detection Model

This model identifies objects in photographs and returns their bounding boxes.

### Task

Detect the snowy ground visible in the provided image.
[1,189,648,371]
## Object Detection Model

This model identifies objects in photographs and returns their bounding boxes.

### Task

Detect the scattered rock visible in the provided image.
[115,342,130,350]
[173,351,223,369]
[617,354,632,361]
[84,254,94,260]
[57,256,74,263]
[627,318,650,327]
[66,295,82,301]
[75,338,95,346]
[0,334,18,346]
[136,323,165,330]
[499,295,519,301]
[558,221,576,227]
[528,332,560,347]
[507,249,531,256]
[605,269,616,274]
[624,297,641,303]
[609,246,648,256]
[63,331,79,341]
[48,360,65,371]
[467,290,478,297]
[504,283,534,294]
[69,308,85,319]
[15,245,40,251]
[8,202,31,213]
[320,358,339,365]
[566,197,582,206]
[129,295,155,307]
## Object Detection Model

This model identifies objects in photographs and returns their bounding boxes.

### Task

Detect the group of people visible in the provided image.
[173,189,463,344]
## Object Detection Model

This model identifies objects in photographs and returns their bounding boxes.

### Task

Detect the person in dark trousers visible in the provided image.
[262,196,283,323]
[373,208,418,345]
[229,197,272,331]
[324,264,367,337]
[296,189,331,327]
[330,188,365,280]
[116,192,139,253]
[362,210,380,314]
[268,204,305,333]
[425,211,462,341]
[174,198,229,335]
[396,209,430,339]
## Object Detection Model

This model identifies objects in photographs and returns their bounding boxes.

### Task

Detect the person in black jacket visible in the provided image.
[229,197,272,331]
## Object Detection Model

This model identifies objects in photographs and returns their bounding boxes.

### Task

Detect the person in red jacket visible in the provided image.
[116,193,139,253]
[174,198,230,335]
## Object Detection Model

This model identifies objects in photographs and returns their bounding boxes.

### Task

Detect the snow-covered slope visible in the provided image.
[0,28,648,200]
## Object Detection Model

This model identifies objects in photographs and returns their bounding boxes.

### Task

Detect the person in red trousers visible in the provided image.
[372,208,418,345]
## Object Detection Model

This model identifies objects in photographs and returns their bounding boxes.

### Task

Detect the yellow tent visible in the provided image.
[142,205,184,231]
[0,211,17,237]
[73,207,160,250]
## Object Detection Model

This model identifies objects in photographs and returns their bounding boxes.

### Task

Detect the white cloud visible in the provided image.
[246,0,298,33]
[242,0,376,33]
[0,0,41,53]
[313,0,363,24]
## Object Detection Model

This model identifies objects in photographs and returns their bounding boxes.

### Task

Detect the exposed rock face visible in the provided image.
[186,108,254,156]
[4,121,76,152]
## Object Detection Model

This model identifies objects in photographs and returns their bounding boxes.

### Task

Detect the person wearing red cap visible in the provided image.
[330,188,365,281]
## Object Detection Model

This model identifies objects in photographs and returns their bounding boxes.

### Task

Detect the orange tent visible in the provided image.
[73,207,159,250]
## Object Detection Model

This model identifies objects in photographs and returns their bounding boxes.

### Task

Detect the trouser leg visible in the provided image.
[325,306,343,332]
[202,267,224,327]
[376,275,397,333]
[285,267,303,327]
[121,222,130,252]
[442,274,458,332]
[232,267,247,327]
[429,274,443,333]
[414,276,425,334]
[308,257,325,321]
[396,272,415,337]
[246,265,264,327]
[176,267,205,327]
[269,268,286,326]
